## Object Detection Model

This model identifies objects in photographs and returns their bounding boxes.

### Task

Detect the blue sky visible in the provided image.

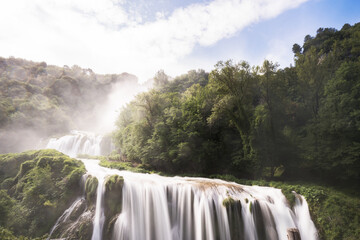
[184,0,360,70]
[0,0,359,82]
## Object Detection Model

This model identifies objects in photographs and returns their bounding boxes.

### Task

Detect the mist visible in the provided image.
[81,77,150,134]
[0,56,151,153]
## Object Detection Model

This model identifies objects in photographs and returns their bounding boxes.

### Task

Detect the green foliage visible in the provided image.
[77,153,102,159]
[0,227,35,240]
[249,201,253,213]
[0,150,85,238]
[222,196,235,207]
[99,159,151,173]
[0,190,14,226]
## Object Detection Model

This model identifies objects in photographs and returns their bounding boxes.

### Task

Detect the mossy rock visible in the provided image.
[0,149,85,238]
[105,214,120,240]
[104,175,124,210]
[223,197,243,239]
[103,175,124,239]
[0,151,37,182]
[85,176,98,205]
[222,197,235,208]
[18,160,35,178]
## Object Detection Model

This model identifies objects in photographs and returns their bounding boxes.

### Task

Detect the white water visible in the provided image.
[46,130,103,157]
[48,132,318,240]
[81,160,109,240]
[109,174,318,240]
[47,174,88,240]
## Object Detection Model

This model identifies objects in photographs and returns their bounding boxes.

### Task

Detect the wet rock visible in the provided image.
[68,198,87,221]
[85,175,98,206]
[252,200,278,240]
[103,175,124,239]
[49,198,88,238]
[61,210,94,240]
[287,228,301,240]
[223,197,243,240]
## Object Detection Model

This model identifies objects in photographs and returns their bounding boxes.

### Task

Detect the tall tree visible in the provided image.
[208,60,256,174]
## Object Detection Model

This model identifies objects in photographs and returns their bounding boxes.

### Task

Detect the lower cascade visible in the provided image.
[47,133,318,240]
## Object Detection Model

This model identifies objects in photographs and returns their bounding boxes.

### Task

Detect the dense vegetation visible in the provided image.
[0,149,85,238]
[0,58,140,153]
[113,23,360,187]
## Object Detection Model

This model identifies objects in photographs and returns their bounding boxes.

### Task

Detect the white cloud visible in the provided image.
[0,0,308,82]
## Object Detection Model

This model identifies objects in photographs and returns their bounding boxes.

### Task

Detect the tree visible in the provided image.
[154,70,169,88]
[208,60,256,175]
[315,60,360,182]
[292,44,302,54]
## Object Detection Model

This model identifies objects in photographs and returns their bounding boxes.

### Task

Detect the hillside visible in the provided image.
[0,57,140,153]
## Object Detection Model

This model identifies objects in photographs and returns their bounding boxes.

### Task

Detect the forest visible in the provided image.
[113,23,360,187]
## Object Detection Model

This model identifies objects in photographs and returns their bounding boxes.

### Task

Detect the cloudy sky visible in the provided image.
[0,0,359,82]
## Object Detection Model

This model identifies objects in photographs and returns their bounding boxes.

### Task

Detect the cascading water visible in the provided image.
[47,174,88,240]
[46,130,104,157]
[110,174,318,240]
[81,159,110,240]
[47,132,318,240]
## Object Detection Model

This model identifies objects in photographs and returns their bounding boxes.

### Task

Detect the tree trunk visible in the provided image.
[287,228,301,240]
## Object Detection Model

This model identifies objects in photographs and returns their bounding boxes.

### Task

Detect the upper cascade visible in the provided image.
[46,130,108,157]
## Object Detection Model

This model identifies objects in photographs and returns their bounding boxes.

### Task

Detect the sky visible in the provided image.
[0,0,359,83]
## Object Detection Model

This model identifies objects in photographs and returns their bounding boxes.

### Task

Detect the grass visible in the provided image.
[77,153,153,174]
[99,159,151,173]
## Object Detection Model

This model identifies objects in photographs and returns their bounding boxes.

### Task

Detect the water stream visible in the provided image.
[47,132,318,240]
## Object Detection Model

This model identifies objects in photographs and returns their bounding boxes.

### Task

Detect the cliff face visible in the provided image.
[0,57,140,153]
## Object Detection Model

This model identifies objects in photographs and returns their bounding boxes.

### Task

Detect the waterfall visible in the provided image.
[86,163,108,240]
[47,132,318,240]
[46,130,104,157]
[293,194,318,240]
[47,174,88,240]
[109,175,318,240]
